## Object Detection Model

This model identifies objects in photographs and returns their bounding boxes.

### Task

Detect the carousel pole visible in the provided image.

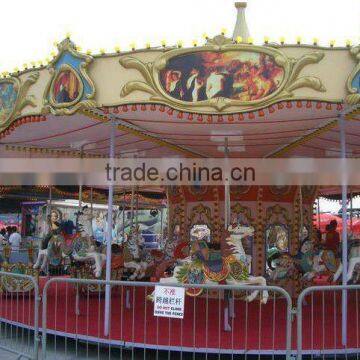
[339,114,348,346]
[75,149,84,316]
[90,187,94,237]
[48,186,52,215]
[299,186,303,241]
[136,186,139,228]
[104,120,116,336]
[122,190,126,239]
[317,197,321,230]
[350,188,353,234]
[160,207,164,242]
[78,148,84,227]
[223,138,232,331]
[224,137,231,230]
[47,186,52,276]
[130,185,135,228]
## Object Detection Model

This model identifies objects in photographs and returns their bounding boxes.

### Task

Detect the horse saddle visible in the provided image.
[204,251,224,273]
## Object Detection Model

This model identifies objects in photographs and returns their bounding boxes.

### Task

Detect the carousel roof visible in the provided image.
[0,3,358,164]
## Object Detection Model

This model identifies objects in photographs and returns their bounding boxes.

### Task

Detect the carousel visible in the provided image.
[0,2,359,355]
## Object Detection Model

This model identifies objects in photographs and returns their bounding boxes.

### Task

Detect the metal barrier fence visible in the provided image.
[0,271,40,360]
[297,285,360,359]
[42,278,293,359]
[1,272,359,359]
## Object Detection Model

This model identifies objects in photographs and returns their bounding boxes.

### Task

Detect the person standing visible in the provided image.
[9,226,21,252]
[324,220,340,255]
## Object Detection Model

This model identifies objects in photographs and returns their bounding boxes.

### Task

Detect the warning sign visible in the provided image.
[153,285,185,319]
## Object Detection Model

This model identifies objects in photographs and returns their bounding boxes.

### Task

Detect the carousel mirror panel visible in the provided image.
[265,223,290,273]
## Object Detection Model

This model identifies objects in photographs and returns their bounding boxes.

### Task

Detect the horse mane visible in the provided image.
[225,234,245,257]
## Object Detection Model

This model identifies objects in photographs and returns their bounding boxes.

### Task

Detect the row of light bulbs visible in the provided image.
[0,30,354,78]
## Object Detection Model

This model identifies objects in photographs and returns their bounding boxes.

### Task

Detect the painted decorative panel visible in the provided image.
[43,38,96,115]
[119,35,326,112]
[0,73,39,132]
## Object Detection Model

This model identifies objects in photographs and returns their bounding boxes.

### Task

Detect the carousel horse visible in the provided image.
[118,225,154,280]
[265,239,339,287]
[123,227,182,281]
[33,209,105,278]
[152,225,269,304]
[333,240,360,283]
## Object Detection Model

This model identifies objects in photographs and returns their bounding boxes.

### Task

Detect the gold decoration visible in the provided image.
[188,204,213,234]
[28,241,35,264]
[43,38,96,115]
[346,45,360,105]
[2,244,11,263]
[225,255,249,281]
[119,36,325,113]
[0,72,39,132]
[266,204,291,225]
[0,263,39,293]
[231,203,255,225]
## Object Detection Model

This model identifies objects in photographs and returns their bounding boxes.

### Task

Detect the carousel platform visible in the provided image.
[0,276,359,355]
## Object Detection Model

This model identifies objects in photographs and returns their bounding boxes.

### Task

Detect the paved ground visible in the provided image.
[0,325,235,360]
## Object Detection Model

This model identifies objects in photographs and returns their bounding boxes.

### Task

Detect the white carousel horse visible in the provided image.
[226,225,269,303]
[227,223,253,272]
[333,241,360,283]
[155,225,269,304]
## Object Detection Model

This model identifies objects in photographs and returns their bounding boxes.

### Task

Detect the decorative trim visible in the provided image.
[0,115,46,140]
[212,186,221,243]
[231,202,255,225]
[188,203,213,235]
[266,204,291,224]
[254,186,265,275]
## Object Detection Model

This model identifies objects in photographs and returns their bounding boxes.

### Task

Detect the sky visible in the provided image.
[1,0,359,213]
[1,0,359,73]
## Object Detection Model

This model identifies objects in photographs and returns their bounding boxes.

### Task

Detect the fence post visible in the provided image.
[0,271,39,360]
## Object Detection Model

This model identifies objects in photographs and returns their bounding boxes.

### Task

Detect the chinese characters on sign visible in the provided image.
[153,286,185,319]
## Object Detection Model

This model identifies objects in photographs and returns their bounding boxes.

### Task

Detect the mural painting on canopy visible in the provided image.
[53,68,81,104]
[160,51,285,102]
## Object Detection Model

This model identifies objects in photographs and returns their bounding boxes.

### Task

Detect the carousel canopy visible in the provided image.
[0,186,166,208]
[0,3,358,162]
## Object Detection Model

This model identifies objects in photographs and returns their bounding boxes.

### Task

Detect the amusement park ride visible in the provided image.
[0,1,359,355]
